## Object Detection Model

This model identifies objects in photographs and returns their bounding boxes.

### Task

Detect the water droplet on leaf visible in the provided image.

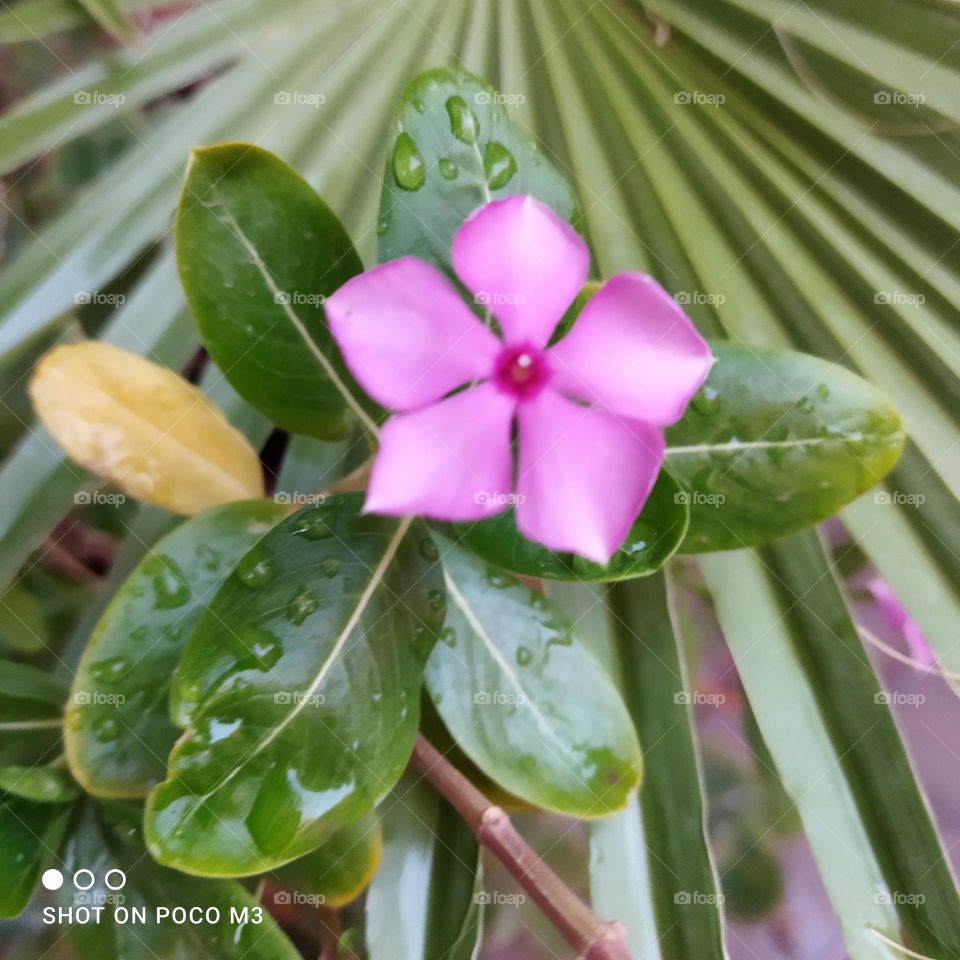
[438,157,459,180]
[392,132,425,191]
[483,142,517,190]
[445,95,479,143]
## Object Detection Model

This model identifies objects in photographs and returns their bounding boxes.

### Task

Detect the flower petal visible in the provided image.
[452,196,588,348]
[548,273,714,425]
[326,257,501,412]
[515,389,664,564]
[365,382,516,521]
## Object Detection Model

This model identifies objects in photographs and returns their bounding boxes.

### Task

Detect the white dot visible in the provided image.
[74,869,95,891]
[41,869,64,891]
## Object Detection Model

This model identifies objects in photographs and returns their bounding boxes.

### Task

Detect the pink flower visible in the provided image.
[866,576,936,668]
[326,196,713,563]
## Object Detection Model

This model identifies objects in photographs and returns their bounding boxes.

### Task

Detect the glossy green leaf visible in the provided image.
[0,583,49,654]
[0,794,71,918]
[176,142,372,440]
[366,776,481,960]
[0,662,65,766]
[702,532,960,959]
[378,67,579,271]
[597,573,726,960]
[146,495,444,876]
[456,472,687,582]
[59,802,302,960]
[425,540,642,817]
[268,812,382,907]
[65,500,287,799]
[667,340,904,552]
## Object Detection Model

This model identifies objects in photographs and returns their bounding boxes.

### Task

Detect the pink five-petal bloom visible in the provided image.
[326,195,714,564]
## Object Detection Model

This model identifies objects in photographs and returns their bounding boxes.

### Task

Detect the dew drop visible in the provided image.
[287,588,318,626]
[483,142,517,190]
[392,132,426,191]
[440,626,457,648]
[816,383,830,399]
[237,552,273,589]
[151,559,190,609]
[295,514,333,541]
[426,589,446,612]
[691,385,721,416]
[93,715,121,743]
[321,557,342,579]
[438,157,459,180]
[515,645,533,667]
[445,95,479,144]
[486,570,511,589]
[412,97,425,113]
[419,537,439,561]
[90,656,128,684]
[377,217,389,236]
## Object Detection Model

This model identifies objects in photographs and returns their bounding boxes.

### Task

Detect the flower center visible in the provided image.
[492,343,551,399]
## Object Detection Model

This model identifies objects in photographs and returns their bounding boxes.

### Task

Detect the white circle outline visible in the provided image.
[104,869,126,891]
[73,869,95,891]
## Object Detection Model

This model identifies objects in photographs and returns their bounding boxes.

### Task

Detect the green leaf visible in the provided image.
[667,340,904,552]
[378,67,579,271]
[176,142,372,439]
[59,802,302,960]
[267,812,382,907]
[0,661,65,766]
[0,763,78,804]
[455,472,688,582]
[145,495,444,876]
[701,533,960,959]
[0,794,71,918]
[597,574,726,960]
[424,540,642,817]
[65,500,287,799]
[366,776,481,960]
[0,583,49,654]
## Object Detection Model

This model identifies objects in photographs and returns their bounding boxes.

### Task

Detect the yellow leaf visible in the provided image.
[29,343,264,514]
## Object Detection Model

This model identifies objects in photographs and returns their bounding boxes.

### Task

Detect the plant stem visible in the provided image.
[410,734,630,960]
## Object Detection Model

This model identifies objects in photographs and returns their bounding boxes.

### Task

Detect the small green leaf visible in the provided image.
[424,540,642,817]
[176,143,372,439]
[455,471,688,581]
[667,340,904,551]
[146,495,444,876]
[268,812,382,907]
[378,68,578,271]
[0,794,70,918]
[60,802,302,960]
[65,500,287,798]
